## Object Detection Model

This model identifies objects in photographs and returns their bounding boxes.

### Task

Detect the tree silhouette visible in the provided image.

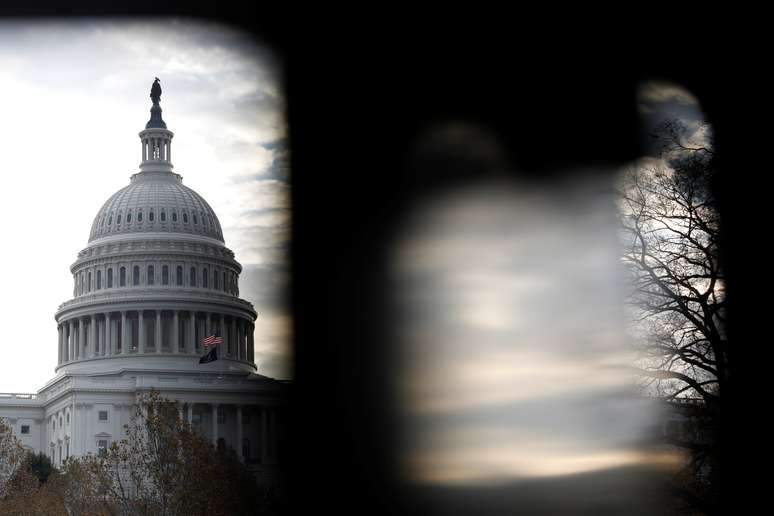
[618,119,724,509]
[619,119,724,405]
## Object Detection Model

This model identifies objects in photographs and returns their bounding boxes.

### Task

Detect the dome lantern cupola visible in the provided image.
[139,77,174,173]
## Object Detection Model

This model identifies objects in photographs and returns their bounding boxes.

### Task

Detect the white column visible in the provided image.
[231,317,237,358]
[189,312,196,354]
[167,139,171,162]
[172,311,179,353]
[156,310,162,353]
[67,321,74,361]
[102,315,108,356]
[104,313,111,356]
[248,323,255,363]
[90,314,97,357]
[236,405,243,462]
[138,311,145,353]
[121,311,128,355]
[78,319,85,359]
[219,315,226,356]
[187,403,193,423]
[57,325,63,364]
[205,313,211,337]
[212,404,219,445]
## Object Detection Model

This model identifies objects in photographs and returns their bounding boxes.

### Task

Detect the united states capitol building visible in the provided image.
[0,81,286,479]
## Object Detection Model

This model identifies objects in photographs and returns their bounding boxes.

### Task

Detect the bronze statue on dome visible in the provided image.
[150,77,162,104]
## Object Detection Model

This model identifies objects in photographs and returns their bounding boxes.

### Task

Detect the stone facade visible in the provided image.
[0,85,286,480]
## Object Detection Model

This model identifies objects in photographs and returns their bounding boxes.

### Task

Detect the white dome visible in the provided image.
[89,171,223,243]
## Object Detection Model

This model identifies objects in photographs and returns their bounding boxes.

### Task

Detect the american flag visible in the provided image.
[202,334,223,348]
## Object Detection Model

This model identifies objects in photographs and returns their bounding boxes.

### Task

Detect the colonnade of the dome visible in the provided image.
[72,261,240,298]
[56,310,255,365]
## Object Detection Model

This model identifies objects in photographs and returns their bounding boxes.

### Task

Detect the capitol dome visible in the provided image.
[89,172,224,243]
[53,81,258,376]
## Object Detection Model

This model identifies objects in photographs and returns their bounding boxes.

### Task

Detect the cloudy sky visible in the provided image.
[390,82,708,485]
[0,18,291,392]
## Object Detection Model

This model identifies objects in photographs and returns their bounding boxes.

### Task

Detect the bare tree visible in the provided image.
[618,119,725,511]
[619,119,725,407]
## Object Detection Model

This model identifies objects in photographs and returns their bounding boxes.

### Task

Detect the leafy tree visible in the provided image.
[0,392,272,515]
[97,390,266,516]
[26,452,54,484]
[0,418,24,500]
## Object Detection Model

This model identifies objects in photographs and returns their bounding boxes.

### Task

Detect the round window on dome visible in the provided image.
[149,211,154,222]
[172,212,178,222]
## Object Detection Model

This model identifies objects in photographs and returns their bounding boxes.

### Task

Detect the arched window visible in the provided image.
[162,265,169,285]
[87,272,92,292]
[97,270,102,290]
[127,212,132,223]
[190,266,196,286]
[203,267,209,288]
[149,210,154,222]
[176,266,183,286]
[117,214,122,225]
[172,211,178,222]
[148,265,154,285]
[214,270,219,290]
[107,268,113,288]
[138,211,143,222]
[161,210,166,222]
[133,266,140,286]
[193,214,198,225]
[108,215,112,225]
[120,267,126,287]
[183,212,189,224]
